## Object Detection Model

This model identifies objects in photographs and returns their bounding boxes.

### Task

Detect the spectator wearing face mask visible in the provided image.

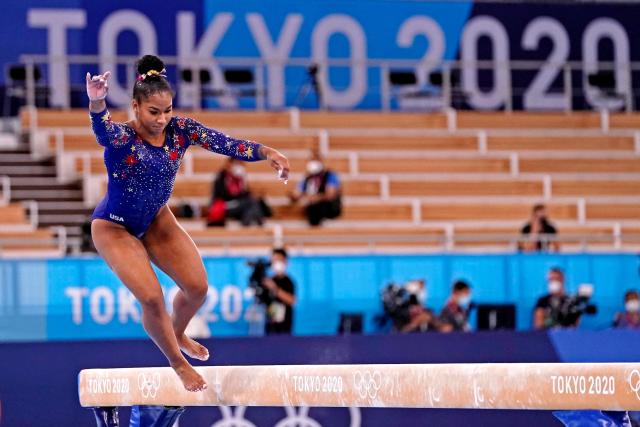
[261,248,296,335]
[519,204,560,252]
[207,158,271,227]
[439,280,473,332]
[613,290,640,329]
[289,151,342,226]
[533,267,571,329]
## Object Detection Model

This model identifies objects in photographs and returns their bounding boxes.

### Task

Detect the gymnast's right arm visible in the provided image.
[86,71,123,147]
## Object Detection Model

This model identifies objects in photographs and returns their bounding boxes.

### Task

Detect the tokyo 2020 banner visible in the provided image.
[1,0,640,110]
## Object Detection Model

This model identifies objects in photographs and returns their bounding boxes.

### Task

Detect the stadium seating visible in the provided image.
[12,107,640,253]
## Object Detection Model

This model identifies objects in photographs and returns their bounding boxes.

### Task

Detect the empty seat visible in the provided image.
[487,135,634,152]
[299,112,448,129]
[328,134,477,151]
[390,179,542,197]
[457,112,601,129]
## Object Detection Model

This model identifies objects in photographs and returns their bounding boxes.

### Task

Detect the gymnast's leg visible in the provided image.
[142,206,210,361]
[91,218,206,392]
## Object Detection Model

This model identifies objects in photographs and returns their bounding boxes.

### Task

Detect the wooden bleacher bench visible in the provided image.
[299,112,448,129]
[519,158,640,174]
[451,224,616,248]
[281,226,444,248]
[0,229,58,251]
[456,112,601,129]
[170,177,381,199]
[328,134,478,151]
[389,179,543,197]
[0,204,29,225]
[586,203,640,221]
[487,135,634,152]
[192,155,351,175]
[270,202,413,222]
[21,108,128,129]
[22,109,290,129]
[358,157,511,174]
[421,202,578,221]
[552,180,640,197]
[609,113,640,129]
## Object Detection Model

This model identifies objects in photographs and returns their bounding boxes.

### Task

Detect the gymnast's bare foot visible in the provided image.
[173,362,207,392]
[177,334,210,361]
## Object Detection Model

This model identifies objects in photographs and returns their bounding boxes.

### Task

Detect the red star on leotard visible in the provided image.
[174,134,186,147]
[190,131,199,141]
[125,154,138,166]
[238,143,246,154]
[169,151,179,161]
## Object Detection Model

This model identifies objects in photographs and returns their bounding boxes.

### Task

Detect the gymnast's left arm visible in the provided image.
[181,117,290,182]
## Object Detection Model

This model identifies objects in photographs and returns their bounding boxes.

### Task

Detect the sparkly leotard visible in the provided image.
[90,109,263,238]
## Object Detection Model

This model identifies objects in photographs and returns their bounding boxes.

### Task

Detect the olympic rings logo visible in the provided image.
[138,372,161,399]
[352,370,382,400]
[629,370,640,401]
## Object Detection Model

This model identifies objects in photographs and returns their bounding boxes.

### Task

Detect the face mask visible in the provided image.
[626,300,640,313]
[458,295,471,308]
[548,280,563,294]
[417,290,427,305]
[272,261,287,275]
[405,281,427,304]
[306,160,323,175]
[231,164,246,177]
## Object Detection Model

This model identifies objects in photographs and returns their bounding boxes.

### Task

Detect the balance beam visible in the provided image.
[79,363,640,410]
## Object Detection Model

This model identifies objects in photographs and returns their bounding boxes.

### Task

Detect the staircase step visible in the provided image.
[11,189,83,200]
[11,182,81,191]
[0,156,54,166]
[40,214,91,226]
[0,165,56,176]
[37,201,89,210]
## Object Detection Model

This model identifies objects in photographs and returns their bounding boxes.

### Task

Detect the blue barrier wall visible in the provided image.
[0,330,638,427]
[1,253,638,341]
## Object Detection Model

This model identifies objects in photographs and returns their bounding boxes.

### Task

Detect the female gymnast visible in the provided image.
[86,55,289,392]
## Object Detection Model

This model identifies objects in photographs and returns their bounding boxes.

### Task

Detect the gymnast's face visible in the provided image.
[132,91,173,137]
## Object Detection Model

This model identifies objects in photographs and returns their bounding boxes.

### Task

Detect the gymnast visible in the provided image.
[86,55,289,392]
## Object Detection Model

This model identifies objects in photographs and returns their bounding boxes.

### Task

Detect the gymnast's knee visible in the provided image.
[139,295,166,317]
[183,282,208,303]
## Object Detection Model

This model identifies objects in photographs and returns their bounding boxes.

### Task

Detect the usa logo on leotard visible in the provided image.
[138,372,160,398]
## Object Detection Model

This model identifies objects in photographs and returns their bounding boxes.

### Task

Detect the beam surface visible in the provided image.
[79,363,640,410]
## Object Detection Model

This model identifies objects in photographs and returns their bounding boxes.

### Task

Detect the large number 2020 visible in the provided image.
[461,15,630,110]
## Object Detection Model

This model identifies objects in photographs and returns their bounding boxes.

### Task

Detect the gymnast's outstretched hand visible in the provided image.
[260,146,290,184]
[86,71,111,101]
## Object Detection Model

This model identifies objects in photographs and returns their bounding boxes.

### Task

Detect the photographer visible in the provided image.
[379,279,442,333]
[259,248,296,335]
[519,204,560,252]
[533,268,596,329]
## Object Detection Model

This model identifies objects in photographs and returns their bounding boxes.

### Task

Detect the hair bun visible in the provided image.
[136,55,166,76]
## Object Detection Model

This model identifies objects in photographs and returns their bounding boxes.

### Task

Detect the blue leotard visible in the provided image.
[90,109,263,238]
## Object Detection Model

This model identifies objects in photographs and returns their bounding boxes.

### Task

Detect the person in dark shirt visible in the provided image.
[262,248,296,334]
[289,150,341,226]
[533,267,571,329]
[613,290,640,329]
[207,158,270,227]
[439,280,472,332]
[520,204,559,252]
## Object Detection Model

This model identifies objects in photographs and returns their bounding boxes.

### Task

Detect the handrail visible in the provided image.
[17,54,640,112]
[0,176,10,205]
